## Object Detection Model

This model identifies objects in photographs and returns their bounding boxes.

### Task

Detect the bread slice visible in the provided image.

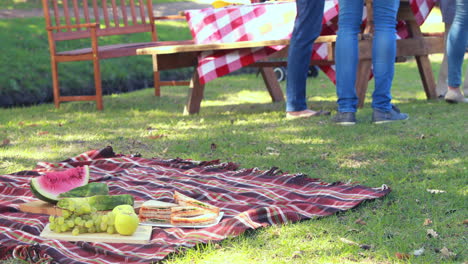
[171,212,219,226]
[173,191,220,214]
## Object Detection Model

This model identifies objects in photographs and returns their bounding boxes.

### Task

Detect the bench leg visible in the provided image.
[92,58,103,110]
[259,67,284,102]
[50,60,60,109]
[153,71,161,97]
[184,70,205,115]
[415,55,437,100]
[356,59,372,108]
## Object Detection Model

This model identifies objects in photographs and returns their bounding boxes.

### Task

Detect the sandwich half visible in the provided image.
[139,200,178,224]
[173,191,220,214]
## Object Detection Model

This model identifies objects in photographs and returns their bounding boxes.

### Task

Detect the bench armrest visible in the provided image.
[46,23,99,31]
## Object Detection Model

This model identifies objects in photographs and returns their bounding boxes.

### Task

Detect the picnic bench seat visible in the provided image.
[136,36,338,115]
[41,0,191,110]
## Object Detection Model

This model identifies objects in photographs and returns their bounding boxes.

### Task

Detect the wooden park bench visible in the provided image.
[41,0,191,110]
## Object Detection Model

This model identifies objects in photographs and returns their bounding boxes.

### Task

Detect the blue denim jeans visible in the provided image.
[335,0,399,112]
[285,0,325,112]
[447,0,468,88]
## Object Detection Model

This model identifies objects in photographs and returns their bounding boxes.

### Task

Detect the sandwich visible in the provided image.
[138,200,178,224]
[139,192,222,226]
[173,191,220,214]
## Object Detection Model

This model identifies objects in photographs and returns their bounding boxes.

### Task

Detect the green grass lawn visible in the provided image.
[0,3,466,264]
[0,58,467,263]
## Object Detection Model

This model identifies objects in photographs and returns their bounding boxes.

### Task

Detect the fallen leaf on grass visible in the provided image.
[37,131,49,136]
[1,139,10,147]
[291,250,305,259]
[463,219,468,225]
[439,247,456,258]
[426,229,438,238]
[413,247,425,256]
[427,189,446,194]
[266,146,280,156]
[423,218,432,226]
[210,143,217,151]
[29,124,39,127]
[148,135,165,139]
[339,238,371,250]
[355,218,367,225]
[340,238,359,246]
[395,252,411,260]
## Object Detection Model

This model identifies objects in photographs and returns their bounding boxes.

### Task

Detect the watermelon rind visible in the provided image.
[30,165,90,204]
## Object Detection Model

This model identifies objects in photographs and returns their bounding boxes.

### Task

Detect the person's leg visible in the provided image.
[370,0,399,112]
[435,23,450,97]
[370,0,408,123]
[334,0,363,113]
[445,0,468,102]
[285,0,325,112]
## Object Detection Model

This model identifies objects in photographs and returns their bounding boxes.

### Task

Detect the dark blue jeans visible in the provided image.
[335,0,399,112]
[285,0,325,112]
[447,0,468,88]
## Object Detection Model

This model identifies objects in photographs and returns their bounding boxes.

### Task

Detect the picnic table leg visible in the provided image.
[404,8,437,100]
[184,69,205,115]
[259,67,285,102]
[356,59,372,108]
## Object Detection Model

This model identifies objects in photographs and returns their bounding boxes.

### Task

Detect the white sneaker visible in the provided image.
[444,89,468,103]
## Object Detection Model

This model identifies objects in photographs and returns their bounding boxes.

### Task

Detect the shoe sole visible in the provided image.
[334,121,356,126]
[373,117,409,124]
[445,99,458,104]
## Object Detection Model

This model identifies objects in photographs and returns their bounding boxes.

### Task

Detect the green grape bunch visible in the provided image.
[48,209,117,236]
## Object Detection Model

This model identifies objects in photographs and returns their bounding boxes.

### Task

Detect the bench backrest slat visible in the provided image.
[120,0,129,26]
[111,0,120,27]
[102,0,110,28]
[62,0,72,31]
[42,0,156,41]
[138,0,147,24]
[82,0,90,23]
[129,0,138,25]
[72,0,81,30]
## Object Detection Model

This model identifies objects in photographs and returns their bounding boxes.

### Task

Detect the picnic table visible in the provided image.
[138,0,443,114]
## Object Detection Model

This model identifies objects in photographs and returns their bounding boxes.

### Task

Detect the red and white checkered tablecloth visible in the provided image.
[185,0,436,85]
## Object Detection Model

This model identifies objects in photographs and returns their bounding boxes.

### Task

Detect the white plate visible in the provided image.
[140,212,224,228]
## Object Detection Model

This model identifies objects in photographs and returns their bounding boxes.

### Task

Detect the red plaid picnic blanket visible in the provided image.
[185,0,436,84]
[0,147,390,263]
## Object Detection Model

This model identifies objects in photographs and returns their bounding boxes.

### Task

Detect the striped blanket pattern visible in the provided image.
[0,147,390,263]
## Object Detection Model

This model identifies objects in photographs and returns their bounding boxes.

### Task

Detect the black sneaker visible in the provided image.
[332,112,356,125]
[372,105,409,124]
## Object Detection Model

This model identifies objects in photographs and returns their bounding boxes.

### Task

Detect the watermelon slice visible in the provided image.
[30,166,90,204]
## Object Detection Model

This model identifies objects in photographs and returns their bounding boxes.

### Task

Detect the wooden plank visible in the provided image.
[137,39,290,55]
[136,35,337,55]
[356,59,372,108]
[259,67,284,102]
[19,201,63,216]
[184,70,205,115]
[40,224,152,244]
